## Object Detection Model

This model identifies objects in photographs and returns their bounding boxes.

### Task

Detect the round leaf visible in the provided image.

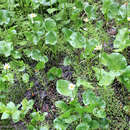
[47,67,62,81]
[56,80,74,97]
[76,123,89,130]
[0,41,13,57]
[45,31,57,45]
[40,0,57,6]
[45,18,56,31]
[101,52,127,71]
[69,32,86,48]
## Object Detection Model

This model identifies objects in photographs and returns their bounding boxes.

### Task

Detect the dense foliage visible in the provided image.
[0,0,129,129]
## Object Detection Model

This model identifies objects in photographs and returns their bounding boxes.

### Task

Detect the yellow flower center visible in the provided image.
[83,18,89,22]
[4,64,10,70]
[68,83,75,90]
[127,17,130,21]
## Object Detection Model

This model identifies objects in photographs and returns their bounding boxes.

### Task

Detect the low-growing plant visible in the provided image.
[0,98,48,129]
[0,0,129,129]
[0,98,34,123]
[54,79,109,129]
[93,52,130,91]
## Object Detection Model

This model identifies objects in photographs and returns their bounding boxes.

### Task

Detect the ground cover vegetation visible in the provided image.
[0,0,130,129]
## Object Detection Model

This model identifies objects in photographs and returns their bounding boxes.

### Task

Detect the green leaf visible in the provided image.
[123,105,130,115]
[86,39,99,55]
[84,3,97,20]
[56,80,75,97]
[39,125,49,130]
[82,90,97,106]
[114,28,129,52]
[47,8,58,14]
[70,8,81,21]
[45,18,56,31]
[118,66,130,91]
[45,31,57,45]
[93,67,115,86]
[0,10,11,25]
[24,31,41,45]
[62,28,73,41]
[63,57,71,66]
[53,10,66,21]
[54,118,68,130]
[89,120,100,129]
[27,125,36,130]
[12,50,22,59]
[55,101,69,112]
[0,102,6,113]
[82,114,92,122]
[1,112,9,120]
[24,49,48,62]
[7,102,16,110]
[64,115,80,124]
[69,32,86,48]
[107,2,119,19]
[18,41,27,46]
[118,4,127,19]
[99,118,109,129]
[127,3,130,17]
[12,110,21,122]
[100,52,127,72]
[40,0,57,6]
[35,62,45,70]
[31,112,47,122]
[0,41,13,57]
[21,99,34,115]
[32,49,48,62]
[2,73,14,84]
[6,27,17,41]
[22,73,29,83]
[76,78,94,89]
[101,0,119,19]
[47,67,62,81]
[76,123,89,130]
[93,108,106,118]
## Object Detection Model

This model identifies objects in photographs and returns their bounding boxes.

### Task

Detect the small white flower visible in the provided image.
[95,44,102,51]
[4,63,10,70]
[71,97,74,101]
[68,83,75,90]
[73,6,76,9]
[83,17,89,22]
[127,17,130,21]
[29,13,37,18]
[83,28,87,31]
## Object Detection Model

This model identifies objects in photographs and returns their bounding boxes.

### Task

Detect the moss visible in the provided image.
[99,88,129,130]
